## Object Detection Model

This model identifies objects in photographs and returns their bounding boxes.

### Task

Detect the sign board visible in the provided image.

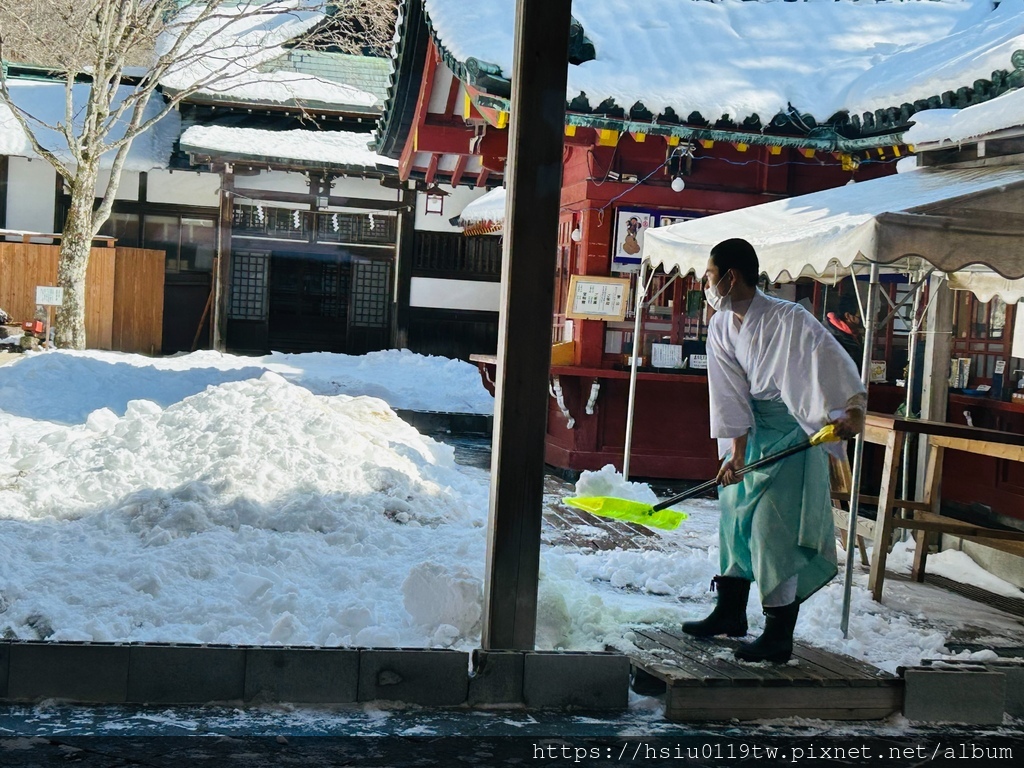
[35,286,64,306]
[611,207,703,272]
[688,354,708,370]
[651,343,683,369]
[1012,306,1024,360]
[869,360,887,383]
[566,275,631,321]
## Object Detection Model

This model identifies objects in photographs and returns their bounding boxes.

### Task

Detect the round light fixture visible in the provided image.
[570,226,582,242]
[671,176,686,193]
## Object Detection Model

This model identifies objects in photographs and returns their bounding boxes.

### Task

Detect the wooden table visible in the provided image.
[839,413,1024,602]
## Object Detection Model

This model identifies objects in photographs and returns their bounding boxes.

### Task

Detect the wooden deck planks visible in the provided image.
[628,627,902,721]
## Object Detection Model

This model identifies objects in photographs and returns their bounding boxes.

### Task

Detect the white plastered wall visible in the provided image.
[415,184,492,233]
[146,169,220,207]
[5,157,56,234]
[410,277,500,312]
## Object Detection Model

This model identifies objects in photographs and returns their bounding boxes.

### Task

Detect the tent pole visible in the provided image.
[622,260,650,481]
[841,262,880,637]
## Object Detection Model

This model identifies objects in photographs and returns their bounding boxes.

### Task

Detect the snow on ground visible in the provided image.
[0,349,1021,675]
[0,348,493,425]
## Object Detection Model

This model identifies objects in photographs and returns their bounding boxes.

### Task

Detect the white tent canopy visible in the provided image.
[643,165,1024,294]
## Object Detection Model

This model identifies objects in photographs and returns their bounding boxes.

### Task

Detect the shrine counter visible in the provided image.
[544,365,719,480]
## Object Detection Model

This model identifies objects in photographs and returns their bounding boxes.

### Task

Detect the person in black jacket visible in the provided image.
[823,290,865,495]
[825,291,864,365]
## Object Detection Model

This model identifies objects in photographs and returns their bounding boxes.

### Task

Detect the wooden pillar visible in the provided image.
[916,276,953,496]
[482,0,572,650]
[393,184,416,349]
[913,276,953,563]
[212,165,233,352]
[0,155,8,229]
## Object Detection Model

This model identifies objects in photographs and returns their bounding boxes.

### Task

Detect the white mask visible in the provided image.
[704,271,733,312]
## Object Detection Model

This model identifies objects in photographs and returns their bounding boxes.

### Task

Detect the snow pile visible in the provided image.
[0,352,1022,672]
[424,0,1015,122]
[0,348,494,425]
[180,125,397,168]
[0,372,487,646]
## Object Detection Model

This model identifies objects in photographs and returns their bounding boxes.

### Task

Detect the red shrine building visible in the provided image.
[377,0,1024,481]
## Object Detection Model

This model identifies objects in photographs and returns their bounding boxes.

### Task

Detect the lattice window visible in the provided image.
[412,231,502,278]
[229,251,269,320]
[351,259,391,328]
[233,204,310,240]
[316,212,397,245]
[321,262,350,319]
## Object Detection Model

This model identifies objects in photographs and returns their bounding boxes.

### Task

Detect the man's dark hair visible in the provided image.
[710,238,760,286]
[837,291,861,318]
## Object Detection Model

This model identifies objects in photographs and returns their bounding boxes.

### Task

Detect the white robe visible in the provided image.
[706,290,866,457]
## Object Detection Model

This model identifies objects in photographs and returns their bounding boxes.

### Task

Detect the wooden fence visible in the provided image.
[0,243,164,354]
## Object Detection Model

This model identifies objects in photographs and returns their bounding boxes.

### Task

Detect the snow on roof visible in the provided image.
[158,1,379,108]
[457,186,505,226]
[194,68,382,108]
[0,81,179,172]
[904,86,1024,146]
[180,124,398,168]
[424,0,1023,122]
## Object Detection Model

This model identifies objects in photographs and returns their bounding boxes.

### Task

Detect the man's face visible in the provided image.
[704,258,733,293]
[703,258,721,288]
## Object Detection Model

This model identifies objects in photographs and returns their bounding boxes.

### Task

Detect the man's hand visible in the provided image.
[717,434,748,486]
[831,407,865,440]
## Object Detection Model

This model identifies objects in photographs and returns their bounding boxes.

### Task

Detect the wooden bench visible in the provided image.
[845,414,1024,601]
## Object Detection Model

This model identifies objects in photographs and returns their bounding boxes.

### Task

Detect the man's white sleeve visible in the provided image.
[777,308,867,429]
[707,320,754,457]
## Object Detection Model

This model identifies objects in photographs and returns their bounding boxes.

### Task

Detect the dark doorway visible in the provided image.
[163,273,213,354]
[267,253,351,353]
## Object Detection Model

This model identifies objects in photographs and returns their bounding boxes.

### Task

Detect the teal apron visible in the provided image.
[718,399,838,603]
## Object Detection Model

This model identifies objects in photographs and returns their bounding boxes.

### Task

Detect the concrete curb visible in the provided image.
[0,641,630,711]
[921,657,1024,719]
[901,663,1007,724]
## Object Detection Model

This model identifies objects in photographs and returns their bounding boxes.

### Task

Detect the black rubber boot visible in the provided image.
[681,576,750,638]
[734,602,800,663]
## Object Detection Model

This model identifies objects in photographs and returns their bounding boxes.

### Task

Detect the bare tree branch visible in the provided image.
[0,0,399,349]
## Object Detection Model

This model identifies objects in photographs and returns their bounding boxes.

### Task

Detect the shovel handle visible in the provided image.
[651,435,825,512]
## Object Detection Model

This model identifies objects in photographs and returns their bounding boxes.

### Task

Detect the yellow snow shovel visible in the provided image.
[563,424,841,530]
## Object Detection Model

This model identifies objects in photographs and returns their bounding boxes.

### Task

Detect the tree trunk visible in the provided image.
[55,167,100,350]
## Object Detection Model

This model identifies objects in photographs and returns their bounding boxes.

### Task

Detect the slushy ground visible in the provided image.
[1,701,1023,767]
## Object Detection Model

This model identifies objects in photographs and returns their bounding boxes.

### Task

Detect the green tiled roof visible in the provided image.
[260,50,391,107]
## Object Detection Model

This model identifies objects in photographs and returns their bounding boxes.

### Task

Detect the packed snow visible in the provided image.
[180,125,397,168]
[0,349,1021,677]
[424,0,1021,121]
